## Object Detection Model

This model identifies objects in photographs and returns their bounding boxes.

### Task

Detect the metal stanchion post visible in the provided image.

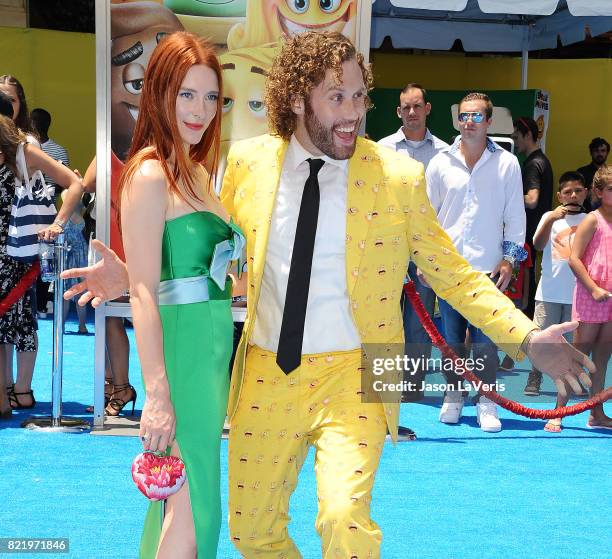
[22,235,90,432]
[51,233,66,427]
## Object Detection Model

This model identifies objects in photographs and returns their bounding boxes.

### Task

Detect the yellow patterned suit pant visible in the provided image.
[228,346,388,559]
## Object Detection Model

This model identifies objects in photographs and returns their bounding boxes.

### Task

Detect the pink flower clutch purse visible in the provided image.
[131,451,186,501]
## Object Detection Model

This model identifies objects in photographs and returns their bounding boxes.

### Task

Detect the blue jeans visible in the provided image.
[438,298,499,398]
[401,262,436,401]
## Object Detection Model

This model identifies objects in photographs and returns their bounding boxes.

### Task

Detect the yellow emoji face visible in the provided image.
[536,115,545,140]
[227,0,356,50]
[277,0,355,35]
[220,44,280,159]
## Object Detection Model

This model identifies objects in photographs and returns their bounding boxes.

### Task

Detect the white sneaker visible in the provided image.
[476,396,502,432]
[439,390,464,424]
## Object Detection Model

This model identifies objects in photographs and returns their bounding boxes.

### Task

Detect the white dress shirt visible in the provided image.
[378,128,448,170]
[251,136,361,354]
[425,137,526,273]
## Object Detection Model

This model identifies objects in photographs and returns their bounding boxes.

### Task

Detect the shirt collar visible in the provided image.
[396,127,434,145]
[447,136,499,154]
[486,137,500,152]
[287,134,349,173]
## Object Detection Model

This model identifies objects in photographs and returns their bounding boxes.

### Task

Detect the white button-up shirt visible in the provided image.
[378,127,448,170]
[425,137,526,273]
[251,136,361,354]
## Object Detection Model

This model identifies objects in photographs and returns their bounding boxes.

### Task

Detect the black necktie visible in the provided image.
[276,158,325,374]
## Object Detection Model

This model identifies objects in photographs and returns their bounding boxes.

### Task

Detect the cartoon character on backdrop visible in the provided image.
[164,0,247,17]
[110,1,183,256]
[536,115,545,142]
[160,0,246,45]
[219,43,280,161]
[111,1,183,161]
[227,0,356,50]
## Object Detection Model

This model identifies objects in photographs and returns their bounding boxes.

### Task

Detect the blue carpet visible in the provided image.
[1,312,610,558]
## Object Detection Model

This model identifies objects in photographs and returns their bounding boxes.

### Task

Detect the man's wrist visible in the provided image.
[502,241,527,268]
[502,255,516,267]
[520,328,540,354]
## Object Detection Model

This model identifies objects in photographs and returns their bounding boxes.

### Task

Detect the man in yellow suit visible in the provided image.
[65,31,592,559]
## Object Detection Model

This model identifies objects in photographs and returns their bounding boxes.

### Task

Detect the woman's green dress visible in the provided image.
[139,211,244,559]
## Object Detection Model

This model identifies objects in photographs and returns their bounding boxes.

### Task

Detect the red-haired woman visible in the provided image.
[118,32,244,558]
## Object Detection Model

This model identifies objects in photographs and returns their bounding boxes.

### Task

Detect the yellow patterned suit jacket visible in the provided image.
[221,134,535,438]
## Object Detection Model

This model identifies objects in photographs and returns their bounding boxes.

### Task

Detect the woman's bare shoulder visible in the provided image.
[124,158,168,207]
[135,158,166,182]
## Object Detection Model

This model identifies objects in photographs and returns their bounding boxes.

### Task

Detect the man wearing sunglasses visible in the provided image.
[425,92,527,432]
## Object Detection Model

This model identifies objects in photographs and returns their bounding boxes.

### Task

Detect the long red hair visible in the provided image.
[118,32,223,212]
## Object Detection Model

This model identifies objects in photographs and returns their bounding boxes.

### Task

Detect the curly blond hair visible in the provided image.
[265,32,373,141]
[592,164,612,192]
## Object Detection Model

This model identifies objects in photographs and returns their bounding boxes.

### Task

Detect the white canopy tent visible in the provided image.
[385,0,612,17]
[371,0,612,87]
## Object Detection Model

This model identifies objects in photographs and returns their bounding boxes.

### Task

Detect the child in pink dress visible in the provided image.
[568,165,612,429]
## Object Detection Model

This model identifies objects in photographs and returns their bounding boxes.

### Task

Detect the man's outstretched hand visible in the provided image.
[525,321,595,398]
[61,239,129,308]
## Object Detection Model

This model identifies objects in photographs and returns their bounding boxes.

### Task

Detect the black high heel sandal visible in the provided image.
[9,389,36,410]
[105,383,137,417]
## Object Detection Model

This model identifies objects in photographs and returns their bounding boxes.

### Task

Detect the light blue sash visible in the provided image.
[158,224,246,305]
[209,233,244,289]
[158,276,214,305]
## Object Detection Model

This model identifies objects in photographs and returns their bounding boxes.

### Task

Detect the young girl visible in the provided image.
[567,165,612,430]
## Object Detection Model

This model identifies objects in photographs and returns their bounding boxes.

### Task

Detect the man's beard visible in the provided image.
[304,100,359,160]
[593,154,607,165]
[403,118,425,133]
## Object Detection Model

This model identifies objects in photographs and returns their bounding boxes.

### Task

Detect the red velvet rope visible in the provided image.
[0,261,40,319]
[404,281,611,419]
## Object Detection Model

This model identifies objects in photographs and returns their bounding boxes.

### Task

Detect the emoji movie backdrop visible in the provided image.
[107,0,367,255]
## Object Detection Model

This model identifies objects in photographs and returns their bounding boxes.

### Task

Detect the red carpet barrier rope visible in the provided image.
[0,261,40,319]
[404,281,611,419]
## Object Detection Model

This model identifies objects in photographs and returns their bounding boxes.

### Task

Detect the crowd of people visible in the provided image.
[378,83,611,434]
[0,28,610,559]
